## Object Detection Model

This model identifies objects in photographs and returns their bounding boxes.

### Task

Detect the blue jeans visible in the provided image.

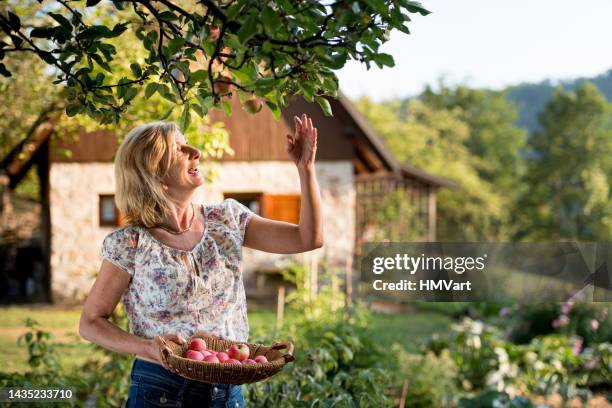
[126,359,246,408]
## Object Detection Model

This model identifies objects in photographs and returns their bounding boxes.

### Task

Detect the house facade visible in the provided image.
[1,93,453,304]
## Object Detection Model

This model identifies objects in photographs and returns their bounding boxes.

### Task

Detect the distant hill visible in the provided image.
[506,69,612,133]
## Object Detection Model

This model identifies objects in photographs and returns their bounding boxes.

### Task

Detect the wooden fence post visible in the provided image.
[398,380,409,408]
[310,252,318,300]
[344,254,353,313]
[276,285,285,332]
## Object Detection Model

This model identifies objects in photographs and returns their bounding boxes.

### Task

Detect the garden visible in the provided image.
[1,264,610,407]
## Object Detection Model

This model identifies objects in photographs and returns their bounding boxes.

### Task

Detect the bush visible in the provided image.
[0,311,132,407]
[395,346,458,408]
[245,319,393,407]
[501,301,611,346]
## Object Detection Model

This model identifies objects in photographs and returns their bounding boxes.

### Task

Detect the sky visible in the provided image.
[336,0,612,101]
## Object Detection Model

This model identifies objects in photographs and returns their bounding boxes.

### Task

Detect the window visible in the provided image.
[261,194,301,224]
[223,192,262,215]
[99,195,125,227]
[223,192,301,224]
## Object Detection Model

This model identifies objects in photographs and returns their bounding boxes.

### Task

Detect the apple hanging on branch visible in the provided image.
[0,0,430,129]
[243,97,263,114]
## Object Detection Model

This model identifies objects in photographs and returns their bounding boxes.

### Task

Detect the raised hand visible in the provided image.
[286,113,318,172]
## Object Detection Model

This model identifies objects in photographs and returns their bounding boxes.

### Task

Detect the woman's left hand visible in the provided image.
[286,113,318,172]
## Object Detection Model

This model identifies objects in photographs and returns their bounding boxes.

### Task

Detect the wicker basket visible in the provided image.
[156,334,295,384]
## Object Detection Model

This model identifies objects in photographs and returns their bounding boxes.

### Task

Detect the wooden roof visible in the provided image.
[37,92,453,187]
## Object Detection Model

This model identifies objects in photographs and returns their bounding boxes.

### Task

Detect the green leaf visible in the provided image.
[226,0,247,19]
[300,81,315,102]
[158,85,177,103]
[0,63,11,77]
[166,37,186,55]
[315,96,333,117]
[266,101,281,121]
[222,100,233,117]
[66,103,81,117]
[98,43,116,60]
[159,11,178,21]
[77,25,109,40]
[39,52,56,65]
[109,23,128,38]
[363,0,389,14]
[192,104,204,118]
[237,13,259,44]
[130,63,142,78]
[144,82,158,99]
[372,53,395,68]
[400,0,432,16]
[30,26,54,38]
[180,103,191,131]
[190,69,208,84]
[49,12,72,31]
[326,52,348,70]
[7,12,21,31]
[262,7,282,34]
[159,106,174,120]
[196,94,214,111]
[123,87,137,102]
[90,53,112,72]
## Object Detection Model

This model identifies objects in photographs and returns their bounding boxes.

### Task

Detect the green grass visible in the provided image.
[0,305,452,373]
[366,311,452,353]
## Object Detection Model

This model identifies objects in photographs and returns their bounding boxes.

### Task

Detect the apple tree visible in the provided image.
[0,0,430,130]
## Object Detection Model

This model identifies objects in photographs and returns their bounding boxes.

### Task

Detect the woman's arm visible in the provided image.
[243,113,323,254]
[79,260,185,363]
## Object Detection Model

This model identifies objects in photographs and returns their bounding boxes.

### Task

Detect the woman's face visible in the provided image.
[163,132,204,191]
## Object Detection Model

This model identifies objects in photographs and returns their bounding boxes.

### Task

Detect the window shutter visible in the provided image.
[261,194,301,224]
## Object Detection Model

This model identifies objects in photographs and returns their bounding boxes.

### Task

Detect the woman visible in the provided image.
[79,113,323,407]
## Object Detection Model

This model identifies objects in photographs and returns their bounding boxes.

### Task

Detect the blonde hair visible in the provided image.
[114,122,179,228]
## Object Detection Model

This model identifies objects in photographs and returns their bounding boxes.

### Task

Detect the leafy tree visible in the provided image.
[507,69,612,134]
[419,85,527,192]
[0,0,430,129]
[356,97,507,241]
[516,83,612,241]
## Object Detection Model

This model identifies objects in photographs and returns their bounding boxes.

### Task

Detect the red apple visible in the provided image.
[216,352,230,362]
[184,350,204,361]
[224,358,241,364]
[243,98,263,114]
[254,355,268,364]
[188,338,207,352]
[228,344,250,362]
[203,354,220,363]
[208,26,220,42]
[242,359,257,365]
[200,350,213,358]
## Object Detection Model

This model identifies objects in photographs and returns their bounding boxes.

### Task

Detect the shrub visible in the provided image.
[395,346,458,408]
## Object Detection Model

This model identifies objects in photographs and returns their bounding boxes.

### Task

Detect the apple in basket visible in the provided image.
[184,350,205,361]
[242,359,257,365]
[216,352,230,362]
[188,338,207,352]
[254,355,268,364]
[204,354,220,363]
[228,344,250,361]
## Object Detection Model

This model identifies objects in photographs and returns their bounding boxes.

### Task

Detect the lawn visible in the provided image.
[0,305,451,373]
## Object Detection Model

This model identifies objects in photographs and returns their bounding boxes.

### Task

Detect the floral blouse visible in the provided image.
[100,198,254,342]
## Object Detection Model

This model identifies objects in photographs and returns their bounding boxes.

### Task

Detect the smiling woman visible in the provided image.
[78,115,323,407]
